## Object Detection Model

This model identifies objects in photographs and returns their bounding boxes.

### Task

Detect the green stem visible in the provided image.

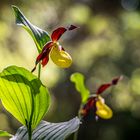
[27,64,41,140]
[38,63,41,79]
[73,130,78,140]
[28,66,42,140]
[27,89,34,140]
[27,49,42,139]
[27,124,32,140]
[73,105,83,140]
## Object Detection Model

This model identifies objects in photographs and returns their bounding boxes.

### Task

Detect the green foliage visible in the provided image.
[70,72,90,103]
[0,130,12,137]
[12,5,51,52]
[10,117,80,140]
[0,66,50,130]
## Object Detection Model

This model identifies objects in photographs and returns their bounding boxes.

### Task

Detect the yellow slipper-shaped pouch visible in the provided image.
[50,46,72,68]
[96,97,113,119]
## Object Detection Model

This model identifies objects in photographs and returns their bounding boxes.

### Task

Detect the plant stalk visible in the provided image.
[27,63,41,140]
[73,130,78,140]
[38,63,41,79]
[27,90,34,140]
[28,124,32,140]
[73,105,82,140]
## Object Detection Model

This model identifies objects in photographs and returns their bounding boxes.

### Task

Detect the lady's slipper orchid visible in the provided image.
[32,25,77,72]
[80,76,122,120]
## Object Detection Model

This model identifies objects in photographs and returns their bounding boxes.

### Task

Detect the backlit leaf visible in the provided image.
[0,130,12,137]
[70,72,90,103]
[10,117,81,140]
[0,66,50,130]
[12,5,51,52]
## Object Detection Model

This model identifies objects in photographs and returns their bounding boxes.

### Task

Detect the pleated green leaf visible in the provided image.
[70,72,90,103]
[12,5,51,52]
[0,130,12,137]
[10,117,81,140]
[0,66,50,130]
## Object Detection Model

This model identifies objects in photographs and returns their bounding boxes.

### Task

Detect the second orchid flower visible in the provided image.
[71,73,122,120]
[80,77,122,120]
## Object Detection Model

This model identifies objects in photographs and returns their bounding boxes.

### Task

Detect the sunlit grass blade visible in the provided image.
[0,130,12,137]
[12,5,51,52]
[10,117,81,140]
[0,66,50,130]
[70,72,90,103]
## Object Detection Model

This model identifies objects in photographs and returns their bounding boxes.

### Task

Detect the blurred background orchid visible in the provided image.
[76,75,122,120]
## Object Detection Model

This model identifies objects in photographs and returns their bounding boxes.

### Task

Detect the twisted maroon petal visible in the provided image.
[96,84,111,95]
[112,76,123,85]
[80,97,96,117]
[51,27,67,42]
[96,76,122,95]
[36,42,53,65]
[51,25,78,42]
[68,25,78,30]
[41,57,49,67]
[31,42,53,72]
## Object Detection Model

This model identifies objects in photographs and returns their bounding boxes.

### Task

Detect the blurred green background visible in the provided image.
[0,0,140,140]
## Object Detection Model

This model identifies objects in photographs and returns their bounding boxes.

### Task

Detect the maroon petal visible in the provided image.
[51,25,78,42]
[51,27,67,42]
[96,76,122,95]
[112,76,123,85]
[68,25,78,30]
[36,42,53,64]
[31,67,36,73]
[41,41,54,52]
[96,84,111,95]
[31,42,53,72]
[41,57,49,67]
[80,97,96,117]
